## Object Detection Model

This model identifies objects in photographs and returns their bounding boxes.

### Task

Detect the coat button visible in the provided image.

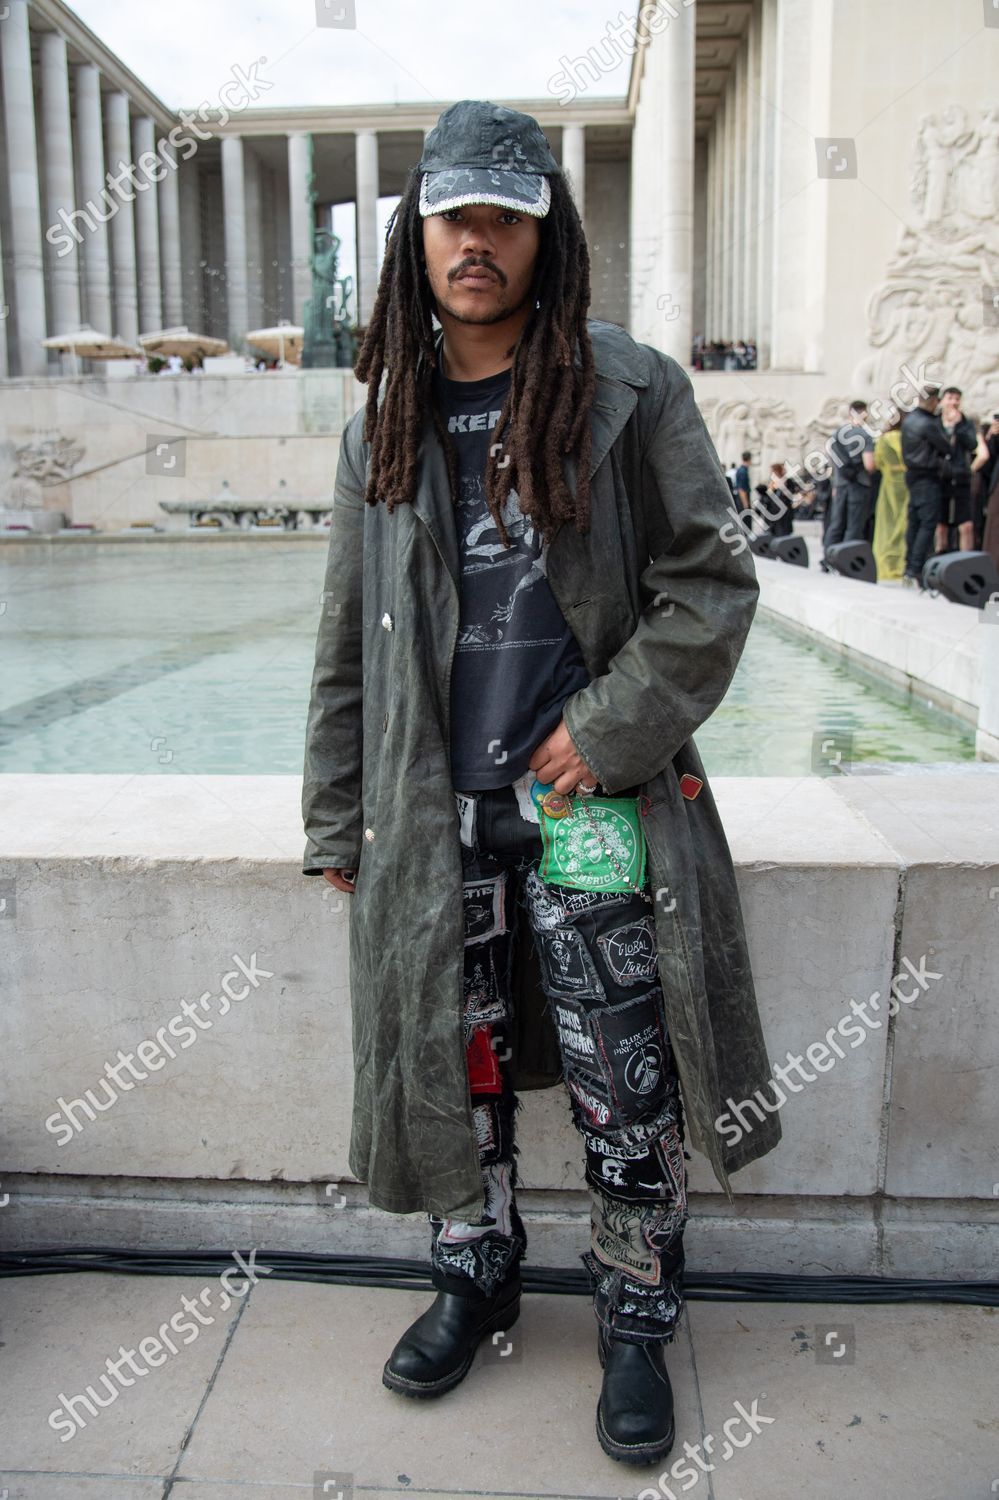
[381,612,393,630]
[364,827,375,842]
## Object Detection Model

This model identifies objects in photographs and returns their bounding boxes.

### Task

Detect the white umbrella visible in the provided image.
[139,326,230,359]
[41,328,144,375]
[246,322,304,366]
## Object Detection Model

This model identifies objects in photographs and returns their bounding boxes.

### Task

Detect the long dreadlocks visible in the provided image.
[353,168,596,550]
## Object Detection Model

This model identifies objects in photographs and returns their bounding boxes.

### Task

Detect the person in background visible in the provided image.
[734,450,752,512]
[872,410,909,581]
[937,387,981,554]
[823,400,876,559]
[754,462,797,539]
[900,383,951,589]
[980,415,999,569]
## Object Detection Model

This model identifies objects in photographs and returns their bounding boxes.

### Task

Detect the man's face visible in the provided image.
[422,202,541,327]
[941,391,961,420]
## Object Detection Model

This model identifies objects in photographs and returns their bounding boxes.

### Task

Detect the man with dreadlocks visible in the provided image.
[302,100,781,1467]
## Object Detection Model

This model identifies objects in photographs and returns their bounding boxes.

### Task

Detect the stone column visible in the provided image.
[178,162,204,331]
[73,63,112,336]
[221,134,249,349]
[133,116,163,333]
[159,142,184,328]
[1,0,48,375]
[354,127,379,327]
[105,92,139,346]
[709,108,724,340]
[0,218,8,378]
[243,145,265,332]
[731,45,747,343]
[562,123,586,222]
[755,0,778,369]
[769,0,822,370]
[638,0,695,360]
[692,136,708,342]
[288,132,314,327]
[718,90,732,343]
[743,11,761,350]
[40,30,82,359]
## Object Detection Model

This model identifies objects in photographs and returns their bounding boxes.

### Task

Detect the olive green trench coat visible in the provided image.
[302,317,782,1220]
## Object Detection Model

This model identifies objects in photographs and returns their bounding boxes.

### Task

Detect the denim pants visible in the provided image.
[428,771,690,1345]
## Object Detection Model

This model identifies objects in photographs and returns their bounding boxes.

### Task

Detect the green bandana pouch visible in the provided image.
[531,779,647,894]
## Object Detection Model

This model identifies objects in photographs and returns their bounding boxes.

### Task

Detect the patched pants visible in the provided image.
[428,772,690,1346]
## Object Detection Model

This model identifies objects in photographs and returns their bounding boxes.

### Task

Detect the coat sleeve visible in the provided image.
[301,413,367,876]
[561,354,759,793]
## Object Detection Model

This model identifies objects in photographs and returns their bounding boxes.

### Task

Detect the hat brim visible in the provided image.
[419,168,551,218]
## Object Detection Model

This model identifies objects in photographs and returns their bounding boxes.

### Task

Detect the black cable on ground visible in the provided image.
[0,1247,996,1306]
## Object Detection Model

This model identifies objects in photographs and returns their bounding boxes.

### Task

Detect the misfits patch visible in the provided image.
[536,925,604,999]
[566,1072,613,1129]
[462,874,506,944]
[596,915,659,986]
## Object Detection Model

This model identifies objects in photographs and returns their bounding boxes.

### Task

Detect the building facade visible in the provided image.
[1,0,997,469]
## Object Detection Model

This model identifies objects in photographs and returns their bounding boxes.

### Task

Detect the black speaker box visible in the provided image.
[824,541,877,583]
[922,550,999,609]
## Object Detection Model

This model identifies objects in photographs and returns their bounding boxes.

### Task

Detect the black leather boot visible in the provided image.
[595,1323,676,1464]
[382,1278,522,1398]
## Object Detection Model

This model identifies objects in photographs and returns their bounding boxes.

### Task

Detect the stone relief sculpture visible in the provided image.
[853,105,999,414]
[1,436,83,523]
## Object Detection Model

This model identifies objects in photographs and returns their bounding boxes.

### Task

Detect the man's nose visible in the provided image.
[460,227,496,259]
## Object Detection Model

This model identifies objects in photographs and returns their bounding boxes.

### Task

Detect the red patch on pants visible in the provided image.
[467,1025,502,1095]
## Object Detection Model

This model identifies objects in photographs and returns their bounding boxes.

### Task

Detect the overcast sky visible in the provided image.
[67,0,635,110]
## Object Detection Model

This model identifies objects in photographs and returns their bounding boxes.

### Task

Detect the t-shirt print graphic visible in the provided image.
[456,475,564,653]
[435,360,590,789]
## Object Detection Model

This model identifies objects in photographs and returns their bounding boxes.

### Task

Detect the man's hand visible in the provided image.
[323,868,357,894]
[528,718,599,796]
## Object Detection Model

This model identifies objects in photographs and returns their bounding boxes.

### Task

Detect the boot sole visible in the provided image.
[381,1292,521,1400]
[595,1332,676,1465]
[595,1400,676,1466]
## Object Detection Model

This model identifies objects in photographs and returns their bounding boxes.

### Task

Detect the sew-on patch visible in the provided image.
[550,994,604,1081]
[536,924,604,999]
[511,771,540,825]
[588,1190,662,1286]
[596,915,659,987]
[591,988,670,1122]
[463,940,510,1035]
[455,790,477,847]
[462,874,506,944]
[466,1024,502,1095]
[566,1070,614,1129]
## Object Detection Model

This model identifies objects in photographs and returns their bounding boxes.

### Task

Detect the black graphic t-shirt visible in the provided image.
[433,348,591,790]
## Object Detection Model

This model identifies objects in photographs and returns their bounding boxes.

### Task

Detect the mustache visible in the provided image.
[449,258,506,284]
